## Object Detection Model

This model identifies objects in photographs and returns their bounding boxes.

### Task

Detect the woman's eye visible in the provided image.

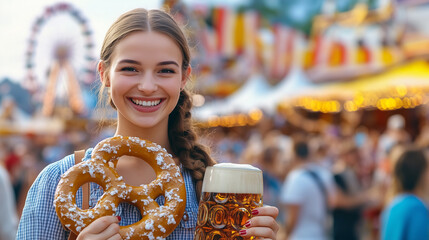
[121,67,137,72]
[159,68,175,74]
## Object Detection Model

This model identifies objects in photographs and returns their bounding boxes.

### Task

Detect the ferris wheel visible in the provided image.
[24,2,97,117]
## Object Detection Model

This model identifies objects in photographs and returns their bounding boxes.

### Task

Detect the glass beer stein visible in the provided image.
[194,163,263,240]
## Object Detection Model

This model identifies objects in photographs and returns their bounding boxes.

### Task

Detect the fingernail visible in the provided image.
[239,229,247,236]
[245,220,251,227]
[251,209,259,215]
[117,216,121,221]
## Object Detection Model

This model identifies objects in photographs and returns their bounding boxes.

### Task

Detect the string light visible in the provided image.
[196,84,429,129]
[192,94,206,107]
[289,85,429,113]
[345,101,358,112]
[196,109,264,128]
[396,85,407,97]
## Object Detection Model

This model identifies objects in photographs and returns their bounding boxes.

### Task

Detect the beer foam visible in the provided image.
[202,163,263,194]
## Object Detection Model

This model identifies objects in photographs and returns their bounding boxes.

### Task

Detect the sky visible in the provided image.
[0,0,164,83]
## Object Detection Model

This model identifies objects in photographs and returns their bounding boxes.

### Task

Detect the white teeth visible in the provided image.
[131,99,161,107]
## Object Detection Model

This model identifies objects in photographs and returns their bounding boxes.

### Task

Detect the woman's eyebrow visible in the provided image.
[158,61,179,67]
[118,59,141,65]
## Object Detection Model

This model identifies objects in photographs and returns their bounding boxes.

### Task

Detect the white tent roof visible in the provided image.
[193,68,318,120]
[223,73,272,113]
[258,66,316,114]
[192,74,272,120]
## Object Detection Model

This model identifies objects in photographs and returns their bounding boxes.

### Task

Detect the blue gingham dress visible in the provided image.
[16,148,198,239]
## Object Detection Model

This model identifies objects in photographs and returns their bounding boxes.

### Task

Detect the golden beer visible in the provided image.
[194,163,263,240]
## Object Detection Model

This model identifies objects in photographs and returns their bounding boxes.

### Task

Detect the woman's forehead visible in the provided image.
[112,31,182,63]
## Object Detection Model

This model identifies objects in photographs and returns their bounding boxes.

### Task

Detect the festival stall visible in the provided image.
[281,60,429,113]
[274,59,429,133]
[193,74,270,117]
[191,0,429,131]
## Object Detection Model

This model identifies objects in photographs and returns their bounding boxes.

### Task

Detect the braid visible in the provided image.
[168,90,216,200]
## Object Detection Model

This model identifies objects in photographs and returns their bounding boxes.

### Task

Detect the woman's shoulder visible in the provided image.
[38,154,73,181]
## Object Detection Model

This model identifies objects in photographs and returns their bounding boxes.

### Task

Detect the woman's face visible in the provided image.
[104,31,187,133]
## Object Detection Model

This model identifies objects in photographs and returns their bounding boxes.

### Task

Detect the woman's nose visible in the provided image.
[137,73,157,92]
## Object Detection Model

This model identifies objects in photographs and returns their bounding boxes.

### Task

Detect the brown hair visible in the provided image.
[98,8,216,199]
[394,147,427,193]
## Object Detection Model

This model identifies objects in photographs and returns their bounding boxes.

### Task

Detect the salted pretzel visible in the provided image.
[54,136,186,240]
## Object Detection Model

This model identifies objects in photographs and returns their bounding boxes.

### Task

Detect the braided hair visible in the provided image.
[168,90,216,200]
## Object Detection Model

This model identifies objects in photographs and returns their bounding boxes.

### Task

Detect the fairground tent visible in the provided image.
[192,74,272,120]
[258,66,318,113]
[278,60,429,112]
[193,66,319,121]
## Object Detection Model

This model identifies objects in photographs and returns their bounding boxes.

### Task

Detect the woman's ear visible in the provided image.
[181,66,191,90]
[98,61,110,87]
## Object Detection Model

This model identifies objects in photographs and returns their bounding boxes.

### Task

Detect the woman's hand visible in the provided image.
[77,216,122,240]
[240,205,279,240]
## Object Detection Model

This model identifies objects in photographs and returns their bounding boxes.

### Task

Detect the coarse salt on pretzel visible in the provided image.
[54,135,186,240]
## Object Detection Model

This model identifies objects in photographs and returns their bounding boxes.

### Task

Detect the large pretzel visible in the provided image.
[54,136,186,240]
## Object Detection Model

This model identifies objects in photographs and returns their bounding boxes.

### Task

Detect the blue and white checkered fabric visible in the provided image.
[16,148,198,240]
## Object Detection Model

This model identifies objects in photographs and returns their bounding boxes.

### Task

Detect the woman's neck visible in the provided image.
[115,119,171,153]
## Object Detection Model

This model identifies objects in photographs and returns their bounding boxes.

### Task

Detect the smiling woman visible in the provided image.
[16,7,279,240]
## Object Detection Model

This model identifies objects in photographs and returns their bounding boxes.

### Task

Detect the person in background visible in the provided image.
[280,137,334,240]
[259,146,284,223]
[381,147,429,240]
[4,143,22,202]
[365,143,405,240]
[331,139,371,240]
[377,114,410,165]
[0,143,18,240]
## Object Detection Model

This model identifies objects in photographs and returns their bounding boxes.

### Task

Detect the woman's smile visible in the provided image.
[128,97,164,112]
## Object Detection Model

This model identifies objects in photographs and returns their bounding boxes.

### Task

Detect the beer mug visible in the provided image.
[194,163,263,240]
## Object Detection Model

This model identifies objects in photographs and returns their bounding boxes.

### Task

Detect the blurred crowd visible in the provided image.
[1,109,429,239]
[202,109,429,239]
